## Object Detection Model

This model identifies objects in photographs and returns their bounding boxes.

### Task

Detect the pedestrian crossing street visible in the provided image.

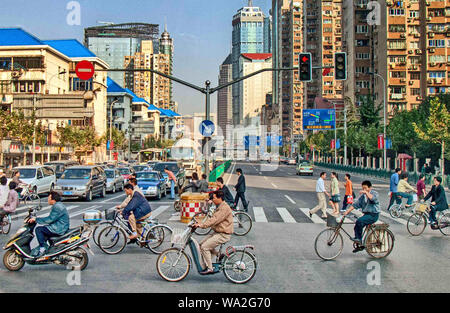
[11,202,417,227]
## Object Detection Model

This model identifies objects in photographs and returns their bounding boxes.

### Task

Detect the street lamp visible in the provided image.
[368,71,387,169]
[109,98,120,161]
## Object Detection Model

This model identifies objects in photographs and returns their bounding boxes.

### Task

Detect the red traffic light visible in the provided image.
[301,56,309,62]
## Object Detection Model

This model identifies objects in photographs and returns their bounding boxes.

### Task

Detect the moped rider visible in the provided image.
[193,190,233,275]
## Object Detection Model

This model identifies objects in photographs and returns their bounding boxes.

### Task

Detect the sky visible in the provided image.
[0,0,272,116]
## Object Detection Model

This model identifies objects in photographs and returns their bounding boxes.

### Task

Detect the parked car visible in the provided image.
[132,165,150,173]
[152,162,185,191]
[117,167,134,184]
[296,161,314,176]
[54,166,107,201]
[104,169,125,193]
[12,165,56,195]
[44,160,79,179]
[135,171,166,200]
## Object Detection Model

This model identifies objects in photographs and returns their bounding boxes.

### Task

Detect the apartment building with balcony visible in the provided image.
[375,0,450,115]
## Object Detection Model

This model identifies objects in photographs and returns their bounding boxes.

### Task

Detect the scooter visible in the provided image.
[156,217,258,284]
[2,206,98,271]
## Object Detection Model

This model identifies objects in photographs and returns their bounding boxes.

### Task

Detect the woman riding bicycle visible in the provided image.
[343,180,380,253]
[0,181,19,221]
[397,173,417,208]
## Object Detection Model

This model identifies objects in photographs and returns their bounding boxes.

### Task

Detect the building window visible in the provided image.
[13,57,43,69]
[411,88,420,96]
[70,78,93,91]
[389,9,405,16]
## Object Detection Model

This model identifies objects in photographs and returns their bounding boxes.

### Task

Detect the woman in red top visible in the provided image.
[416,174,426,200]
[342,173,353,212]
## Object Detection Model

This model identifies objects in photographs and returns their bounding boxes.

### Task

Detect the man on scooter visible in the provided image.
[193,190,233,275]
[28,191,69,257]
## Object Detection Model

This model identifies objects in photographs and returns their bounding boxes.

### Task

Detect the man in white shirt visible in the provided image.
[309,172,330,218]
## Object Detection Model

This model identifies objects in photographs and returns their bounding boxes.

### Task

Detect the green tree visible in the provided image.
[414,97,450,175]
[358,96,382,128]
[10,110,35,164]
[0,110,13,165]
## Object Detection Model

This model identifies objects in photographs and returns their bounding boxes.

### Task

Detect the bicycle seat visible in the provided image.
[48,227,82,245]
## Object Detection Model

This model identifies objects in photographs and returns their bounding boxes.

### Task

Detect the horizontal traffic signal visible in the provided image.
[298,53,312,82]
[334,52,347,81]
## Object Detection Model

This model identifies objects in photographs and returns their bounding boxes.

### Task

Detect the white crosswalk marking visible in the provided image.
[151,205,169,218]
[380,211,407,225]
[104,194,126,202]
[253,207,268,223]
[276,207,296,223]
[300,208,325,224]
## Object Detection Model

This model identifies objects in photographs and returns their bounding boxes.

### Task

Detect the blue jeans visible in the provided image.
[388,192,402,209]
[354,213,379,242]
[397,192,413,205]
[35,226,59,248]
[170,180,175,199]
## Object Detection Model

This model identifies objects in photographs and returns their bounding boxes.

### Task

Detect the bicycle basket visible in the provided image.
[416,203,428,213]
[104,208,116,220]
[373,223,390,230]
[326,215,338,227]
[170,228,190,245]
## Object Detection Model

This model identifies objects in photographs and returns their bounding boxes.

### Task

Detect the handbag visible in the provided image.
[347,195,354,204]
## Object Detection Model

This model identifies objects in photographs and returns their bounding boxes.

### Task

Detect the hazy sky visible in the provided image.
[0,0,272,116]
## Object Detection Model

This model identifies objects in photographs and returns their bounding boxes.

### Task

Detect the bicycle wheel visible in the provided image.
[156,248,190,282]
[314,228,344,261]
[365,228,395,258]
[1,215,11,235]
[24,193,41,208]
[98,225,127,255]
[438,212,450,236]
[92,221,114,247]
[146,225,173,254]
[193,213,211,236]
[233,212,252,236]
[223,250,257,284]
[407,213,427,236]
[389,204,402,219]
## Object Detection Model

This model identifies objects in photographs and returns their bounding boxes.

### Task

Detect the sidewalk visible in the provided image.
[316,165,450,199]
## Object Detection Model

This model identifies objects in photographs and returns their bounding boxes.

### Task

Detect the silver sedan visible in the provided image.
[104,169,125,193]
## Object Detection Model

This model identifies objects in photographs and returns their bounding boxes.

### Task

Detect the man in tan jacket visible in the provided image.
[194,190,233,275]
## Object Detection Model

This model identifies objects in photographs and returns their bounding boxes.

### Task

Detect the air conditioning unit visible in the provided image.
[400,78,406,83]
[429,62,436,66]
[429,48,435,53]
[400,33,406,38]
[436,78,443,84]
[416,49,422,54]
[414,33,420,38]
[426,17,432,22]
[409,81,414,85]
[429,33,435,38]
[387,0,393,6]
[427,79,433,84]
[390,63,396,69]
[408,50,414,54]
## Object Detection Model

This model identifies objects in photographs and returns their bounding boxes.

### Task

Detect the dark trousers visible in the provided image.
[429,205,438,224]
[35,226,59,248]
[354,213,379,242]
[342,195,349,211]
[234,192,248,211]
[388,192,401,209]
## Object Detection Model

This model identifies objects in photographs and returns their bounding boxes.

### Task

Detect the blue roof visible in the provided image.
[107,77,128,93]
[147,104,161,112]
[158,108,181,117]
[0,28,44,46]
[124,88,149,104]
[42,39,96,58]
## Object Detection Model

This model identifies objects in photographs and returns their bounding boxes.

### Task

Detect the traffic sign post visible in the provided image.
[75,60,95,81]
[199,120,215,137]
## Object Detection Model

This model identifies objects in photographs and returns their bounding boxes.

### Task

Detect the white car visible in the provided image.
[12,166,56,195]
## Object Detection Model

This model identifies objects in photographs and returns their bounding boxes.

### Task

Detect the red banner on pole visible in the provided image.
[377,134,384,150]
[331,139,335,149]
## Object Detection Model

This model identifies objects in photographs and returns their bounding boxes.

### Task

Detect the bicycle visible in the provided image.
[18,184,41,208]
[388,193,419,219]
[193,202,252,236]
[156,215,257,284]
[314,214,395,260]
[406,202,450,236]
[97,209,173,255]
[0,213,12,234]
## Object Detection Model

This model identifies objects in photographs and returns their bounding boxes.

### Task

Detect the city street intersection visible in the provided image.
[1,162,449,293]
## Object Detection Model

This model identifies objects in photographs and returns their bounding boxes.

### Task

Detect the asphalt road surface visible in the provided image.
[1,161,449,293]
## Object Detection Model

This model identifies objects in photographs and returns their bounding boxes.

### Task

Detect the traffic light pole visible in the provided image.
[101,67,298,178]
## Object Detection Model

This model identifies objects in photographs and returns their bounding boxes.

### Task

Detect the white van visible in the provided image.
[12,166,56,195]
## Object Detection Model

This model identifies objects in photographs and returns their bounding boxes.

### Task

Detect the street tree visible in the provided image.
[414,97,450,176]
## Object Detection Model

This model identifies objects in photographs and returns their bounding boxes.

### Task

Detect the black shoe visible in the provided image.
[352,245,365,253]
[128,238,138,245]
[430,223,439,230]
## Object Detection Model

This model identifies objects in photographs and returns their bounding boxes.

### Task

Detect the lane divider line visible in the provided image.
[151,205,170,218]
[284,195,296,204]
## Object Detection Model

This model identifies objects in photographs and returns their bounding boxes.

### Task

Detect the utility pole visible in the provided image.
[32,94,36,164]
[344,103,347,166]
[205,80,211,178]
[334,102,337,164]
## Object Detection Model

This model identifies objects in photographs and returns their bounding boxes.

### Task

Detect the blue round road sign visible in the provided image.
[199,120,215,137]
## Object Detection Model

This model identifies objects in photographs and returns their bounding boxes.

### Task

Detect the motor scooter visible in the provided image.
[2,207,99,271]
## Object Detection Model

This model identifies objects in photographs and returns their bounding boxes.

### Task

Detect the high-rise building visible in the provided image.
[217,54,233,136]
[373,0,449,116]
[231,1,272,125]
[239,53,273,126]
[123,28,174,111]
[84,23,159,87]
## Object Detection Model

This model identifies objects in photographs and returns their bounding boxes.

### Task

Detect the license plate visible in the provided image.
[63,191,73,195]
